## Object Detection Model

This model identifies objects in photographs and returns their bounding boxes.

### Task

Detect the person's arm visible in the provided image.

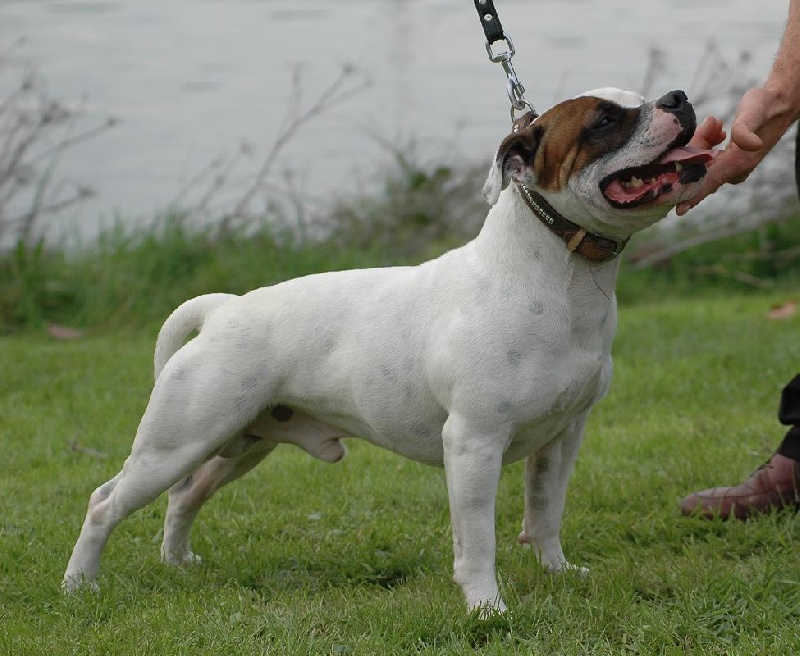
[676,0,800,215]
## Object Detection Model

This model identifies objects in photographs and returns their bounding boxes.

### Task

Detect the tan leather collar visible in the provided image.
[517,184,628,262]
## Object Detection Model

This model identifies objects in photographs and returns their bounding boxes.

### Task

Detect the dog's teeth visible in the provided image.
[675,162,682,172]
[629,176,644,188]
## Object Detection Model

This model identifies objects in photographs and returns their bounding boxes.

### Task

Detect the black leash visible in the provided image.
[474,0,505,46]
[473,0,537,125]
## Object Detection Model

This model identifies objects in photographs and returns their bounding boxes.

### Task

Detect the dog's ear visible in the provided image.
[482,126,542,206]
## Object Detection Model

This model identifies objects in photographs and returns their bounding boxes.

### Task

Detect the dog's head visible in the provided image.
[483,88,716,238]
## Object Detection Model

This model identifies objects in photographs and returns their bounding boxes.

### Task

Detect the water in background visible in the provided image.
[0,0,790,242]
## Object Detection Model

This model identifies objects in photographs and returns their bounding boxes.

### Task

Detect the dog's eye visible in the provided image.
[591,115,615,131]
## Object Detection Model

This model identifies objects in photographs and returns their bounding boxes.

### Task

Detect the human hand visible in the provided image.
[676,86,797,215]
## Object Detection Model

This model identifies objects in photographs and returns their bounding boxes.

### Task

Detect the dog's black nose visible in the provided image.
[655,89,695,142]
[655,90,689,114]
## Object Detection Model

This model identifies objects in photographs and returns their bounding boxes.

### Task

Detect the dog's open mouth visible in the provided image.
[601,146,717,208]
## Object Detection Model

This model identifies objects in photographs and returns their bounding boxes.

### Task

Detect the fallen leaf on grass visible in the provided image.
[46,323,84,340]
[767,300,797,320]
[67,440,108,459]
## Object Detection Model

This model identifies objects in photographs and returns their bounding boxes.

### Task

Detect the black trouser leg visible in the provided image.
[777,374,800,460]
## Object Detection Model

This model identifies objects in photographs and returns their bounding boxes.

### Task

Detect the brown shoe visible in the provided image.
[681,453,800,520]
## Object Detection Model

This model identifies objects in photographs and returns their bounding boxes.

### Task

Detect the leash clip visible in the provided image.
[485,34,529,116]
[475,1,537,123]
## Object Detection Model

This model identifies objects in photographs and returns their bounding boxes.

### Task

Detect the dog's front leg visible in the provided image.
[442,413,507,614]
[518,415,588,574]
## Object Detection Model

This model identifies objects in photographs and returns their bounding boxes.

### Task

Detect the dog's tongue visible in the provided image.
[657,146,718,165]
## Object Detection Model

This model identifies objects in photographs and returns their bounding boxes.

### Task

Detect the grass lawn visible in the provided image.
[1,293,799,654]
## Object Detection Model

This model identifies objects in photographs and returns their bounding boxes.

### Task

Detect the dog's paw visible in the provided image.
[467,597,508,618]
[516,534,589,576]
[161,549,202,567]
[545,561,589,576]
[62,574,99,595]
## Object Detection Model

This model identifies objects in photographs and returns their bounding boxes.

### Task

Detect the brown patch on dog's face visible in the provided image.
[496,96,641,193]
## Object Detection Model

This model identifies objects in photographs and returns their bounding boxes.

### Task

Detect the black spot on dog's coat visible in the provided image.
[271,405,293,422]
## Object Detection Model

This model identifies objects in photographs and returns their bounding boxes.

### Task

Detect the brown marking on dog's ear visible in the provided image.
[530,96,641,192]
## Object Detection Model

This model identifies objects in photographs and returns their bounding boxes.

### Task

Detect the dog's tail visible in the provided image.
[153,293,235,380]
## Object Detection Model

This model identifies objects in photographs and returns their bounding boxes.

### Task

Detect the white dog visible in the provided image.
[64,88,715,612]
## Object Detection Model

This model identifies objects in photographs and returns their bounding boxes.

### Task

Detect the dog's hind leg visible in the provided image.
[161,406,347,565]
[63,343,269,591]
[517,414,588,574]
[63,436,224,592]
[160,437,277,566]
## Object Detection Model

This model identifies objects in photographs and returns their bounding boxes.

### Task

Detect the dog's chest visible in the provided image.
[513,333,611,415]
[498,344,611,463]
[493,294,615,454]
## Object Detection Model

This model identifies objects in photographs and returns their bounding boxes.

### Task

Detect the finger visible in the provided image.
[701,116,727,147]
[729,95,767,151]
[730,119,764,151]
[687,116,726,149]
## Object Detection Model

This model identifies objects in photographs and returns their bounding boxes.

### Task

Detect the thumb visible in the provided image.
[729,94,768,151]
[730,119,764,151]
